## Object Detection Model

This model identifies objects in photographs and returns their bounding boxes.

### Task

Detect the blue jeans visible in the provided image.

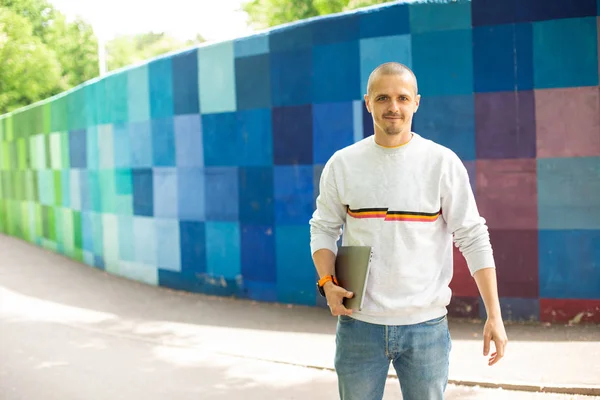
[334,314,451,400]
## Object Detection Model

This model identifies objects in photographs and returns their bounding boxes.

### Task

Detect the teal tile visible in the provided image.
[118,215,135,261]
[198,41,237,113]
[133,216,157,266]
[115,168,133,195]
[105,71,128,124]
[91,211,104,256]
[206,221,241,279]
[98,124,114,169]
[60,169,70,208]
[359,35,412,97]
[409,1,471,33]
[85,83,98,127]
[70,170,81,211]
[533,17,598,88]
[127,65,150,123]
[67,88,87,131]
[102,214,119,268]
[118,261,158,286]
[155,218,181,272]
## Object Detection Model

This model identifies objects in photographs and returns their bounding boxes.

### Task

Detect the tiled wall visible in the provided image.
[0,0,599,322]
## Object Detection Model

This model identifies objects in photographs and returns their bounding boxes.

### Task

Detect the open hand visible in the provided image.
[324,283,354,316]
[483,316,508,366]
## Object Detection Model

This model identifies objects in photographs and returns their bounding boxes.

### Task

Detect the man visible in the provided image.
[309,62,508,400]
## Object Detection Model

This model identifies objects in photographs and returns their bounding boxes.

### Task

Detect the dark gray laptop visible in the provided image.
[335,246,373,311]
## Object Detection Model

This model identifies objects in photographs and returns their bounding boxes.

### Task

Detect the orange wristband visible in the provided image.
[318,275,338,287]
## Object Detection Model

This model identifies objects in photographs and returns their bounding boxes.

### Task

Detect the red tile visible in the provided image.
[448,296,480,319]
[540,298,600,323]
[450,246,480,297]
[490,230,539,298]
[476,159,538,230]
[536,86,600,158]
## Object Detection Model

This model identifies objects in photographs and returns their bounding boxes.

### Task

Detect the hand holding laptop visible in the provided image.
[324,284,354,316]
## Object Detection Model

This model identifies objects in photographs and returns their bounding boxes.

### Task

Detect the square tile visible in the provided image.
[272,105,313,165]
[359,35,412,97]
[84,83,98,127]
[177,167,205,221]
[275,224,316,306]
[241,224,276,283]
[414,94,476,161]
[148,57,174,119]
[359,2,409,38]
[238,167,274,224]
[87,170,102,213]
[113,123,131,168]
[515,0,597,22]
[69,129,87,169]
[118,215,134,262]
[235,53,271,110]
[535,86,600,158]
[102,213,119,267]
[98,124,114,169]
[132,168,153,217]
[540,299,600,323]
[313,102,355,164]
[409,1,471,33]
[353,100,364,142]
[450,246,480,297]
[471,0,516,26]
[481,297,539,321]
[67,88,86,131]
[202,112,238,166]
[473,23,534,92]
[312,41,360,103]
[236,108,273,166]
[447,296,480,319]
[70,170,82,211]
[476,159,538,230]
[539,229,600,298]
[206,221,241,279]
[235,33,269,57]
[537,157,600,230]
[198,42,237,114]
[119,261,158,286]
[127,65,150,123]
[244,281,277,302]
[269,23,312,52]
[205,167,239,221]
[274,165,314,224]
[105,72,128,124]
[174,114,203,167]
[86,126,99,170]
[270,49,313,107]
[172,48,200,116]
[362,101,375,138]
[313,13,358,45]
[411,29,473,96]
[489,230,539,298]
[533,17,599,88]
[179,221,207,274]
[475,91,537,159]
[155,218,181,272]
[153,168,178,219]
[129,121,153,168]
[151,117,176,167]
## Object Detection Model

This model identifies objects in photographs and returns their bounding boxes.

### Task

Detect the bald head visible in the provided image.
[366,62,418,97]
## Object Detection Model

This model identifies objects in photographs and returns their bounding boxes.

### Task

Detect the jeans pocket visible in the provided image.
[423,314,447,326]
[339,315,356,323]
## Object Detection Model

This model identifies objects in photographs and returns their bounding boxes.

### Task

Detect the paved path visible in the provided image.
[1,234,599,399]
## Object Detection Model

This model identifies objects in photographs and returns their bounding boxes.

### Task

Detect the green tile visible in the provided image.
[99,169,116,213]
[96,79,110,125]
[5,115,13,142]
[32,104,44,136]
[42,103,51,134]
[67,88,86,131]
[17,138,27,170]
[35,203,43,239]
[50,95,68,132]
[62,208,75,257]
[50,132,62,169]
[0,117,4,142]
[128,65,150,123]
[73,210,82,249]
[54,207,64,249]
[60,131,70,169]
[53,170,62,205]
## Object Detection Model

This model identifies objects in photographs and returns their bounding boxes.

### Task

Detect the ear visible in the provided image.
[414,94,421,113]
[364,94,372,113]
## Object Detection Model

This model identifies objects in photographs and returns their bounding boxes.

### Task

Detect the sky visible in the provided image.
[48,0,255,43]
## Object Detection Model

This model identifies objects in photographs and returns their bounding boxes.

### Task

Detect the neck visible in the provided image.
[373,129,413,148]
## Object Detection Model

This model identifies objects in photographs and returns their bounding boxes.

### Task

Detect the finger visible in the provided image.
[483,335,491,356]
[344,291,354,299]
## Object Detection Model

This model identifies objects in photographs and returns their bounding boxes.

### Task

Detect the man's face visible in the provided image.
[364,73,420,137]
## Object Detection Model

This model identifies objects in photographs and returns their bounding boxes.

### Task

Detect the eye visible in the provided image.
[376,96,387,101]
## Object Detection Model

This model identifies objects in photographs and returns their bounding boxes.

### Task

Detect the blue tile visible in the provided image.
[105,72,128,124]
[202,112,238,166]
[118,216,134,261]
[539,230,600,298]
[353,100,364,142]
[206,221,241,279]
[313,102,355,164]
[235,33,269,57]
[171,48,199,116]
[179,221,206,274]
[155,218,181,272]
[153,168,178,219]
[94,255,105,270]
[244,281,278,302]
[516,0,597,22]
[205,167,238,221]
[471,0,517,26]
[79,171,90,211]
[537,157,600,230]
[236,108,273,166]
[312,13,359,45]
[177,167,205,221]
[81,211,94,253]
[174,114,203,167]
[533,17,599,89]
[113,123,131,168]
[275,224,316,306]
[238,167,274,224]
[129,121,153,168]
[241,224,276,282]
[272,105,313,165]
[412,29,473,96]
[515,23,535,91]
[86,126,99,170]
[148,57,174,119]
[132,168,153,217]
[473,25,518,92]
[359,35,412,98]
[133,216,156,266]
[158,270,243,296]
[274,165,314,224]
[269,23,313,52]
[359,3,409,38]
[409,1,471,33]
[235,54,271,110]
[312,41,360,103]
[69,129,86,169]
[270,49,313,107]
[88,170,101,213]
[498,298,539,321]
[414,94,476,161]
[362,101,375,138]
[151,117,176,167]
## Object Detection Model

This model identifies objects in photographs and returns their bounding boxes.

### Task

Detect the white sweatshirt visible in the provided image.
[309,133,495,326]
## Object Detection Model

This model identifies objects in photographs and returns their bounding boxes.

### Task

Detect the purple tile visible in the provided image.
[448,296,480,319]
[463,160,476,193]
[475,91,536,159]
[476,159,538,230]
[536,86,600,158]
[489,229,539,299]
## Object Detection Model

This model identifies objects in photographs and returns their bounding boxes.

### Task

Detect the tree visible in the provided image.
[242,0,395,29]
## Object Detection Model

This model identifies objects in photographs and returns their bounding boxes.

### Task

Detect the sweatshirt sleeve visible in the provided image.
[440,151,495,275]
[309,156,347,256]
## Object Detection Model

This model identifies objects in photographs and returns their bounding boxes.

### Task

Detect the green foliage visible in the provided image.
[242,0,395,28]
[106,32,206,72]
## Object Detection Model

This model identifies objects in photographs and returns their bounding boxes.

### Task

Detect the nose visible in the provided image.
[389,99,400,113]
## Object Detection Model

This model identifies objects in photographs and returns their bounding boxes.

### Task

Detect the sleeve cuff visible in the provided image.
[310,235,339,257]
[464,251,496,276]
